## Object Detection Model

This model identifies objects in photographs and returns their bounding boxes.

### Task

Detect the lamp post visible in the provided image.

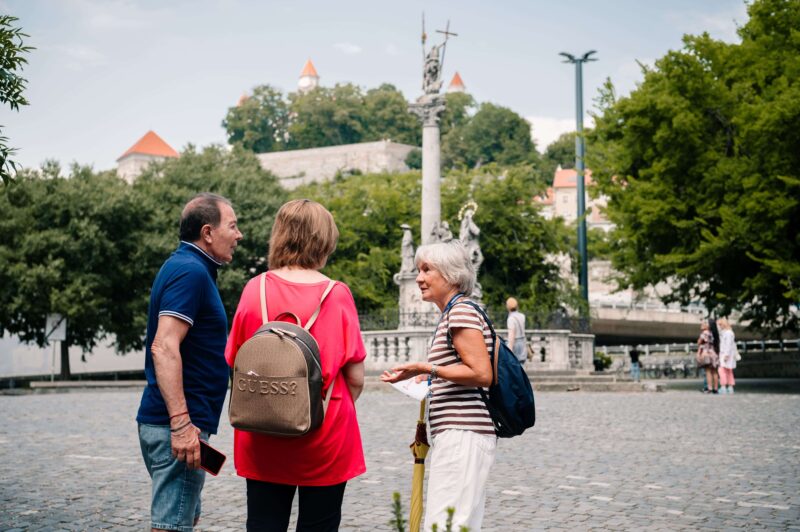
[559,50,597,310]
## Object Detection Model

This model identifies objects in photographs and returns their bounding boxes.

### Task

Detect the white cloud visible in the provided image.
[334,42,362,55]
[53,44,107,71]
[527,116,581,152]
[65,0,171,30]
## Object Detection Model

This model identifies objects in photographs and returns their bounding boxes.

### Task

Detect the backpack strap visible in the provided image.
[446,300,500,386]
[260,274,336,329]
[303,280,336,331]
[305,280,337,408]
[322,375,335,414]
[259,272,269,325]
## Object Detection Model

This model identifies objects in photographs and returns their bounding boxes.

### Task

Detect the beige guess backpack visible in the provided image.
[229,272,336,437]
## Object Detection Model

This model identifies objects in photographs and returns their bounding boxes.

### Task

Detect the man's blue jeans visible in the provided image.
[138,423,209,531]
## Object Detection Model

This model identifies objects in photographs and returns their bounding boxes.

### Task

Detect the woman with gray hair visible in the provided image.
[381,240,495,531]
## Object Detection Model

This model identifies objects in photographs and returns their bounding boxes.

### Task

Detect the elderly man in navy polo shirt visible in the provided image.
[137,192,242,532]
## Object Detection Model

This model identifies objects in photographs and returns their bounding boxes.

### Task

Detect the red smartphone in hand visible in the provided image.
[199,440,226,476]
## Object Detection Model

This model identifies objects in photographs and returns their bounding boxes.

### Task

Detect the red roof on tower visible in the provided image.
[300,59,318,77]
[449,72,465,90]
[117,131,179,160]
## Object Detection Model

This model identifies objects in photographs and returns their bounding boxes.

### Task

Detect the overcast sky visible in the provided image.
[2,0,747,172]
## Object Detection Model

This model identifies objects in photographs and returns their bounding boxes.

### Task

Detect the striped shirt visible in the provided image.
[428,299,495,438]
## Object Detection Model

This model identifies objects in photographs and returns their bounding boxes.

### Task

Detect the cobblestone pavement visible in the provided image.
[1,388,799,531]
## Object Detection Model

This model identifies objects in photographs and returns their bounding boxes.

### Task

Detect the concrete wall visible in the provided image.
[257,140,417,189]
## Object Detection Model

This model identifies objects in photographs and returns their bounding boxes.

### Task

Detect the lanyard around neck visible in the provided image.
[442,293,465,315]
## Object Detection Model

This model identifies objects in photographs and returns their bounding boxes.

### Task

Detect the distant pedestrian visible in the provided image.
[136,193,243,531]
[629,347,641,382]
[696,319,720,394]
[717,318,737,394]
[506,297,527,365]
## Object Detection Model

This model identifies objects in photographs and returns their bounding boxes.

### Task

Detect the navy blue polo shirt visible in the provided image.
[136,241,229,434]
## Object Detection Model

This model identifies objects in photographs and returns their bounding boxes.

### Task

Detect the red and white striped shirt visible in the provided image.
[428,300,494,438]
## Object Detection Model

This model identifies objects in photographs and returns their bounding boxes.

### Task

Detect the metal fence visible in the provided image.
[599,339,800,379]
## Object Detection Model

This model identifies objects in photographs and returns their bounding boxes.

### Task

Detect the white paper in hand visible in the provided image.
[390,378,430,402]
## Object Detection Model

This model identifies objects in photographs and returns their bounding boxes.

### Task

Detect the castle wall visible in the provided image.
[257,140,417,189]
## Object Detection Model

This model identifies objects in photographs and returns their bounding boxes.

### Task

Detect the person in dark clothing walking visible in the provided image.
[629,347,641,382]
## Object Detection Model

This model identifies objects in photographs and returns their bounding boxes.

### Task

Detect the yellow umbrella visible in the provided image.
[408,398,430,532]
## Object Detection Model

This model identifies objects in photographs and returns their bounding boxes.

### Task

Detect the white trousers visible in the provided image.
[424,429,497,532]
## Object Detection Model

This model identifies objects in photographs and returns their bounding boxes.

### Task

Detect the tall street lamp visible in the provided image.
[559,50,597,310]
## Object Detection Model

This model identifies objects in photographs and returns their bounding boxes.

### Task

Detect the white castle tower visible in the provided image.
[298,59,319,93]
[116,130,179,183]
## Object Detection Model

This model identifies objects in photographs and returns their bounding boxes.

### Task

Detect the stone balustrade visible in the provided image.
[361,328,596,373]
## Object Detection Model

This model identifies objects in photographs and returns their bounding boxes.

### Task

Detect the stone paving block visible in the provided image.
[2,389,799,530]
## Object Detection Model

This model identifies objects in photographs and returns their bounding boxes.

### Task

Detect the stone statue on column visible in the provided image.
[429,221,453,243]
[409,20,456,245]
[399,223,416,275]
[459,201,483,300]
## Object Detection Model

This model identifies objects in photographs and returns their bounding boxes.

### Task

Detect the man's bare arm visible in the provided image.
[151,315,200,469]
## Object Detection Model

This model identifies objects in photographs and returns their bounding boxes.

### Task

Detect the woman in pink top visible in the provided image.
[225,199,366,531]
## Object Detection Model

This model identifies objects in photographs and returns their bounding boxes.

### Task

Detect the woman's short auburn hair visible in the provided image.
[268,199,339,270]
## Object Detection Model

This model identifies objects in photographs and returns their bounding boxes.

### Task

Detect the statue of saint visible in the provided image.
[459,206,483,274]
[430,221,453,243]
[423,43,444,94]
[399,224,416,274]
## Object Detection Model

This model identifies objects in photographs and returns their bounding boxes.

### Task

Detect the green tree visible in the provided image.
[0,15,33,185]
[443,103,538,169]
[588,0,800,333]
[363,84,420,146]
[288,84,369,148]
[0,147,286,378]
[440,92,477,137]
[222,84,290,153]
[541,131,577,180]
[0,163,147,378]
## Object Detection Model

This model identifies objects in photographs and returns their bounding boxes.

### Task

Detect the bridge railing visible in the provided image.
[599,339,800,379]
[592,301,707,315]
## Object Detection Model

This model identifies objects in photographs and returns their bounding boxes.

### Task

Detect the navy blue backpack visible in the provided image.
[451,300,536,438]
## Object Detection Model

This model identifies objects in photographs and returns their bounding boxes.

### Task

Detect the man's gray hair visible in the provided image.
[415,240,476,296]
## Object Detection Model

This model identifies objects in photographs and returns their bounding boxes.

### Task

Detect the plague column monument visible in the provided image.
[395,20,457,328]
[409,20,456,245]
